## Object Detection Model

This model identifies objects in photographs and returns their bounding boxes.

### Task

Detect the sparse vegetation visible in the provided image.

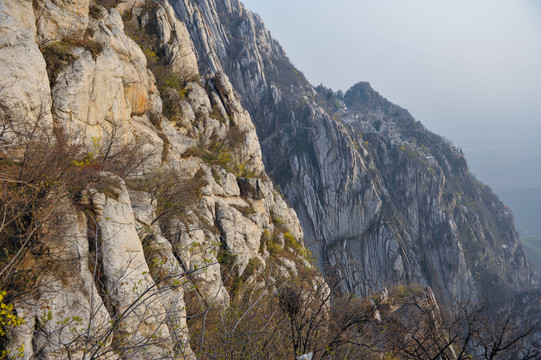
[182,126,259,178]
[88,3,103,19]
[40,41,77,86]
[92,0,118,9]
[129,166,208,223]
[121,4,199,122]
[230,204,255,218]
[283,232,311,260]
[390,283,424,300]
[0,123,152,294]
[40,35,103,87]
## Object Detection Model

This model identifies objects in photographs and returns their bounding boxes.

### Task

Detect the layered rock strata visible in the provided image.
[166,0,539,305]
[0,0,310,358]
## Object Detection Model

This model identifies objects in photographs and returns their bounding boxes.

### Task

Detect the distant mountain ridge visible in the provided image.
[499,187,541,272]
[168,0,540,306]
[1,0,540,358]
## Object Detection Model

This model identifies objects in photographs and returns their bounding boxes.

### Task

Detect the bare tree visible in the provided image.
[382,297,540,360]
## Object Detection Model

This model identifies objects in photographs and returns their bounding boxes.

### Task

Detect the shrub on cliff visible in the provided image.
[0,123,150,293]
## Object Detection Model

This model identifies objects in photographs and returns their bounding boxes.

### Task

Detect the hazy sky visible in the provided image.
[241,0,541,191]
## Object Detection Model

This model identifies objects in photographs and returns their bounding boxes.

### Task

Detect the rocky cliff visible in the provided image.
[1,0,540,358]
[0,0,314,358]
[164,0,540,306]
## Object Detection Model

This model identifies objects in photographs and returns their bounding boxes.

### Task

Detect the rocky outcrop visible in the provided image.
[33,0,92,44]
[0,1,312,358]
[91,176,176,359]
[0,0,53,142]
[8,193,112,359]
[1,0,539,357]
[167,0,540,306]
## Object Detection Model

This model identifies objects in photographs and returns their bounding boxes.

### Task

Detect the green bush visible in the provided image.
[283,232,312,260]
[259,230,272,253]
[182,127,256,178]
[266,240,282,256]
[390,283,424,300]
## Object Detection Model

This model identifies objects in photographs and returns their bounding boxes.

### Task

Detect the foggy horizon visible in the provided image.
[241,0,541,192]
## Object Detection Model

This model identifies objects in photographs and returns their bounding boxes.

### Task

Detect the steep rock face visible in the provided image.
[0,1,312,358]
[9,194,112,360]
[1,0,539,357]
[167,0,539,305]
[33,0,92,44]
[345,83,539,302]
[0,0,53,139]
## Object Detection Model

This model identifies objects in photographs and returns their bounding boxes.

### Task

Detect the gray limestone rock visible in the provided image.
[237,177,263,199]
[1,0,313,358]
[6,0,537,356]
[172,0,539,308]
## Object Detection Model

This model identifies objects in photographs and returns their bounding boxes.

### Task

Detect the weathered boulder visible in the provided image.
[0,1,320,358]
[92,175,174,359]
[237,177,263,199]
[33,0,91,44]
[0,7,53,143]
[216,199,263,275]
[8,193,111,360]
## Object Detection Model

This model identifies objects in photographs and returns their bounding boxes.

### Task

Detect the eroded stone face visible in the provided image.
[0,7,53,144]
[173,0,539,306]
[6,0,538,357]
[2,1,310,358]
[8,194,112,360]
[33,0,92,44]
